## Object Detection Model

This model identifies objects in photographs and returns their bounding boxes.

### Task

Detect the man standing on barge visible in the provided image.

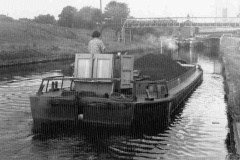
[88,30,106,55]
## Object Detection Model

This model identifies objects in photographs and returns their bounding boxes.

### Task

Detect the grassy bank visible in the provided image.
[221,36,240,156]
[221,37,240,119]
[0,19,163,67]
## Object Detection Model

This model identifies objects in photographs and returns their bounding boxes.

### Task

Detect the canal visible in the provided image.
[0,48,232,159]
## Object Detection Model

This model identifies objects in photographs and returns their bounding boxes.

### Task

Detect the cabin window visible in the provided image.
[120,55,134,89]
[149,85,156,93]
[122,58,131,69]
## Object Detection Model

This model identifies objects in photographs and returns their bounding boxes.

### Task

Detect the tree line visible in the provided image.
[31,1,158,39]
[31,1,130,36]
[0,1,162,40]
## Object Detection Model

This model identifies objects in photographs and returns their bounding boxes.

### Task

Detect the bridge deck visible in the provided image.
[122,17,240,28]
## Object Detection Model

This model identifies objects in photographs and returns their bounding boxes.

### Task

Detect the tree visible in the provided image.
[73,6,102,29]
[58,6,78,28]
[103,1,130,38]
[34,14,56,24]
[0,14,14,21]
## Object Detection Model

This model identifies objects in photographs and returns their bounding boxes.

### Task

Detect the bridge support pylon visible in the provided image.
[121,28,125,43]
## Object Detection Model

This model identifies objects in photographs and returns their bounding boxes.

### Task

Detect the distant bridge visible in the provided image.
[121,17,240,28]
[120,17,240,43]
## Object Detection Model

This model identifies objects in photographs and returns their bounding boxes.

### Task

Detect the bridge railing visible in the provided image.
[122,17,240,28]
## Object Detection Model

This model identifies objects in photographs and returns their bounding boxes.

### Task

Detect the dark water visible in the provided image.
[0,49,231,160]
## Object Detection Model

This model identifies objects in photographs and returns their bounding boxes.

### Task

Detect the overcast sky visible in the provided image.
[1,0,240,20]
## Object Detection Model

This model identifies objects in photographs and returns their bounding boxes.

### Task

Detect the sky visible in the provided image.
[0,0,240,20]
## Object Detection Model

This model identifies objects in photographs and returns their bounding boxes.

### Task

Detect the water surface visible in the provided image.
[0,50,231,160]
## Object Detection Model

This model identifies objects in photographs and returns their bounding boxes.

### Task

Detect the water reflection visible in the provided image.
[0,48,232,159]
[106,75,228,159]
[0,60,73,81]
[171,47,198,64]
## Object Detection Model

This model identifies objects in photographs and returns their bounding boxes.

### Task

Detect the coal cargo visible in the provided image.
[134,53,188,81]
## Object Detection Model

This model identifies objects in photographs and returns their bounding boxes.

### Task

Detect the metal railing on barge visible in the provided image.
[167,65,197,90]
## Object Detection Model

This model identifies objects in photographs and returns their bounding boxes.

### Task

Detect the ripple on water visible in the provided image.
[0,58,230,159]
[106,68,228,159]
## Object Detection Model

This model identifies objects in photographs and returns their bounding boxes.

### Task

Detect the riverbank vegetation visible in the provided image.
[0,1,178,66]
[221,37,240,118]
[0,19,167,66]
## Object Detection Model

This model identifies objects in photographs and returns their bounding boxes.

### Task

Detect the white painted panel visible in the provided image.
[97,59,110,78]
[93,54,113,79]
[74,53,93,78]
[77,59,91,78]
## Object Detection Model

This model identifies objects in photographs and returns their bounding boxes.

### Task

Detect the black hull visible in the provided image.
[30,69,203,132]
[82,69,203,128]
[202,37,220,48]
[133,70,203,128]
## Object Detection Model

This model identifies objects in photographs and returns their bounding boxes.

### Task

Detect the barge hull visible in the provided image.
[29,70,203,130]
[81,69,203,128]
[30,96,79,125]
[82,101,135,126]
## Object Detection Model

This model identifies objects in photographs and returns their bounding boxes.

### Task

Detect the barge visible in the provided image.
[202,37,221,48]
[177,38,202,49]
[30,53,203,130]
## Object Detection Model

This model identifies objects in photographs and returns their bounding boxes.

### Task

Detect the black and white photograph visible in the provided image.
[0,0,240,159]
